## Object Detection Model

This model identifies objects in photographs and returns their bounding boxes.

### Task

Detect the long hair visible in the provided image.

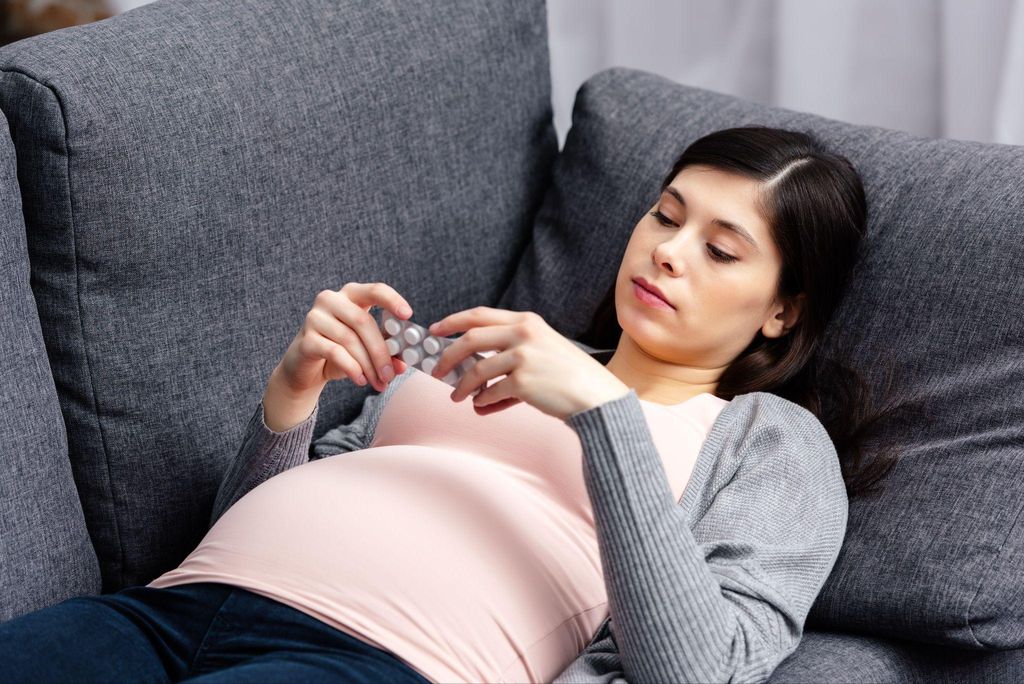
[579,126,929,499]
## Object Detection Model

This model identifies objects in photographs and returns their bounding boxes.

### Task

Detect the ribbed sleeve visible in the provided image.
[208,399,320,528]
[554,389,848,684]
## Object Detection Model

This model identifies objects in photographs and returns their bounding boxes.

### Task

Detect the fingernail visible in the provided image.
[381,364,395,382]
[400,304,412,317]
[355,374,367,386]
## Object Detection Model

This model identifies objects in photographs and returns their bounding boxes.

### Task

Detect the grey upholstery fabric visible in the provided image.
[0,111,100,620]
[0,0,556,592]
[770,631,1024,683]
[2,1,1019,679]
[498,67,1024,650]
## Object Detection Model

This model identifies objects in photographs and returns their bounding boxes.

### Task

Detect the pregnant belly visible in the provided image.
[174,445,608,682]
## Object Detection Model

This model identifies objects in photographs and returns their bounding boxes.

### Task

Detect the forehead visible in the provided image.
[663,166,772,253]
[665,165,766,215]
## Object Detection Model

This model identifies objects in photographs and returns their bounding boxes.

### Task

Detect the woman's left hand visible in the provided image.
[427,306,632,421]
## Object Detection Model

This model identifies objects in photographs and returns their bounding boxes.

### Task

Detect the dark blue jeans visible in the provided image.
[0,581,434,684]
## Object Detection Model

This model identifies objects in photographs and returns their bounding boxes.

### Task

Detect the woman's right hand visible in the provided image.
[276,282,414,395]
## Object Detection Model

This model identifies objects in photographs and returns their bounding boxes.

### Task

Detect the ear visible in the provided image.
[762,292,805,339]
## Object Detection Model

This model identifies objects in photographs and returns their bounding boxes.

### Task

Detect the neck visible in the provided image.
[604,333,721,405]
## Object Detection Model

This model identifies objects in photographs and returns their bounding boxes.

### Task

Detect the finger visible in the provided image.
[471,375,514,408]
[308,304,385,390]
[432,326,514,385]
[468,374,523,415]
[344,281,413,321]
[305,330,367,385]
[450,350,515,403]
[429,306,517,337]
[473,396,522,417]
[336,293,406,389]
[345,282,413,386]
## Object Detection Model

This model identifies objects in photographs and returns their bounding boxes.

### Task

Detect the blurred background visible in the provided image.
[3,0,1022,147]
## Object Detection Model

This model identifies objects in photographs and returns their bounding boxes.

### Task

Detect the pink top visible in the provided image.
[149,368,730,683]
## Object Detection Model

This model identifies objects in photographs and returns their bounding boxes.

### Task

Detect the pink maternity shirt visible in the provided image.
[149,368,729,683]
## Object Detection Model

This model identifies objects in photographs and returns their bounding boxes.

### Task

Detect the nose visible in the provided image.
[652,237,684,274]
[654,252,675,273]
[650,214,708,275]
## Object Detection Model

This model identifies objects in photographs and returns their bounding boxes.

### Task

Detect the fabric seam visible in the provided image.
[965,497,1024,649]
[187,588,237,677]
[0,67,122,586]
[497,601,609,680]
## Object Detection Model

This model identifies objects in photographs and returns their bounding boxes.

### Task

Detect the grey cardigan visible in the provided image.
[210,343,848,684]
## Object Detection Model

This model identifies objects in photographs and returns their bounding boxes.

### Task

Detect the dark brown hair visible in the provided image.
[579,125,929,499]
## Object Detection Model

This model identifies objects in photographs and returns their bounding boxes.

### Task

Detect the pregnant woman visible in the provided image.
[0,126,898,684]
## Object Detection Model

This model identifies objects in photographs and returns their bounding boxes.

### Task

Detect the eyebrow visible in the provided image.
[661,186,761,253]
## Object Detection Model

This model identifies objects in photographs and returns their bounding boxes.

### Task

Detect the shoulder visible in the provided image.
[716,391,844,492]
[722,391,833,451]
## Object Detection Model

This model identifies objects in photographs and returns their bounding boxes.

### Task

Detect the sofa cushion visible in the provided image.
[0,110,100,620]
[769,630,1024,683]
[0,0,556,591]
[498,67,1024,648]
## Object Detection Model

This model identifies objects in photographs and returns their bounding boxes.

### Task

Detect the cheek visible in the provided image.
[714,279,775,324]
[693,266,764,311]
[622,234,645,262]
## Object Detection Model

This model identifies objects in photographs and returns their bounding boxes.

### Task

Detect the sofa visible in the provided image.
[1,0,1021,681]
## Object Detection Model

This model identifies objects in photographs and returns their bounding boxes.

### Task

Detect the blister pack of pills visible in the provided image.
[378,308,487,397]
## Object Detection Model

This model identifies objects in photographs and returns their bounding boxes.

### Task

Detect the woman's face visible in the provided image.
[609,164,802,399]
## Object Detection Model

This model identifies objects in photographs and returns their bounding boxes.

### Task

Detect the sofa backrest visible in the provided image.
[499,67,1024,650]
[0,111,100,619]
[0,0,556,592]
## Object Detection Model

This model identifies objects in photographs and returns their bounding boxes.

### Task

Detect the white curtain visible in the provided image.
[547,0,1024,148]
[110,0,153,11]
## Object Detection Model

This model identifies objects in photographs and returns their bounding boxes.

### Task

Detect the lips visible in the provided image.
[633,277,673,308]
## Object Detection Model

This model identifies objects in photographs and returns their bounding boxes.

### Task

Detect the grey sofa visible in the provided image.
[1,0,1021,681]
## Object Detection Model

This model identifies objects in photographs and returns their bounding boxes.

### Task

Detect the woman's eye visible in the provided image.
[706,244,737,263]
[649,209,674,226]
[648,210,738,264]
